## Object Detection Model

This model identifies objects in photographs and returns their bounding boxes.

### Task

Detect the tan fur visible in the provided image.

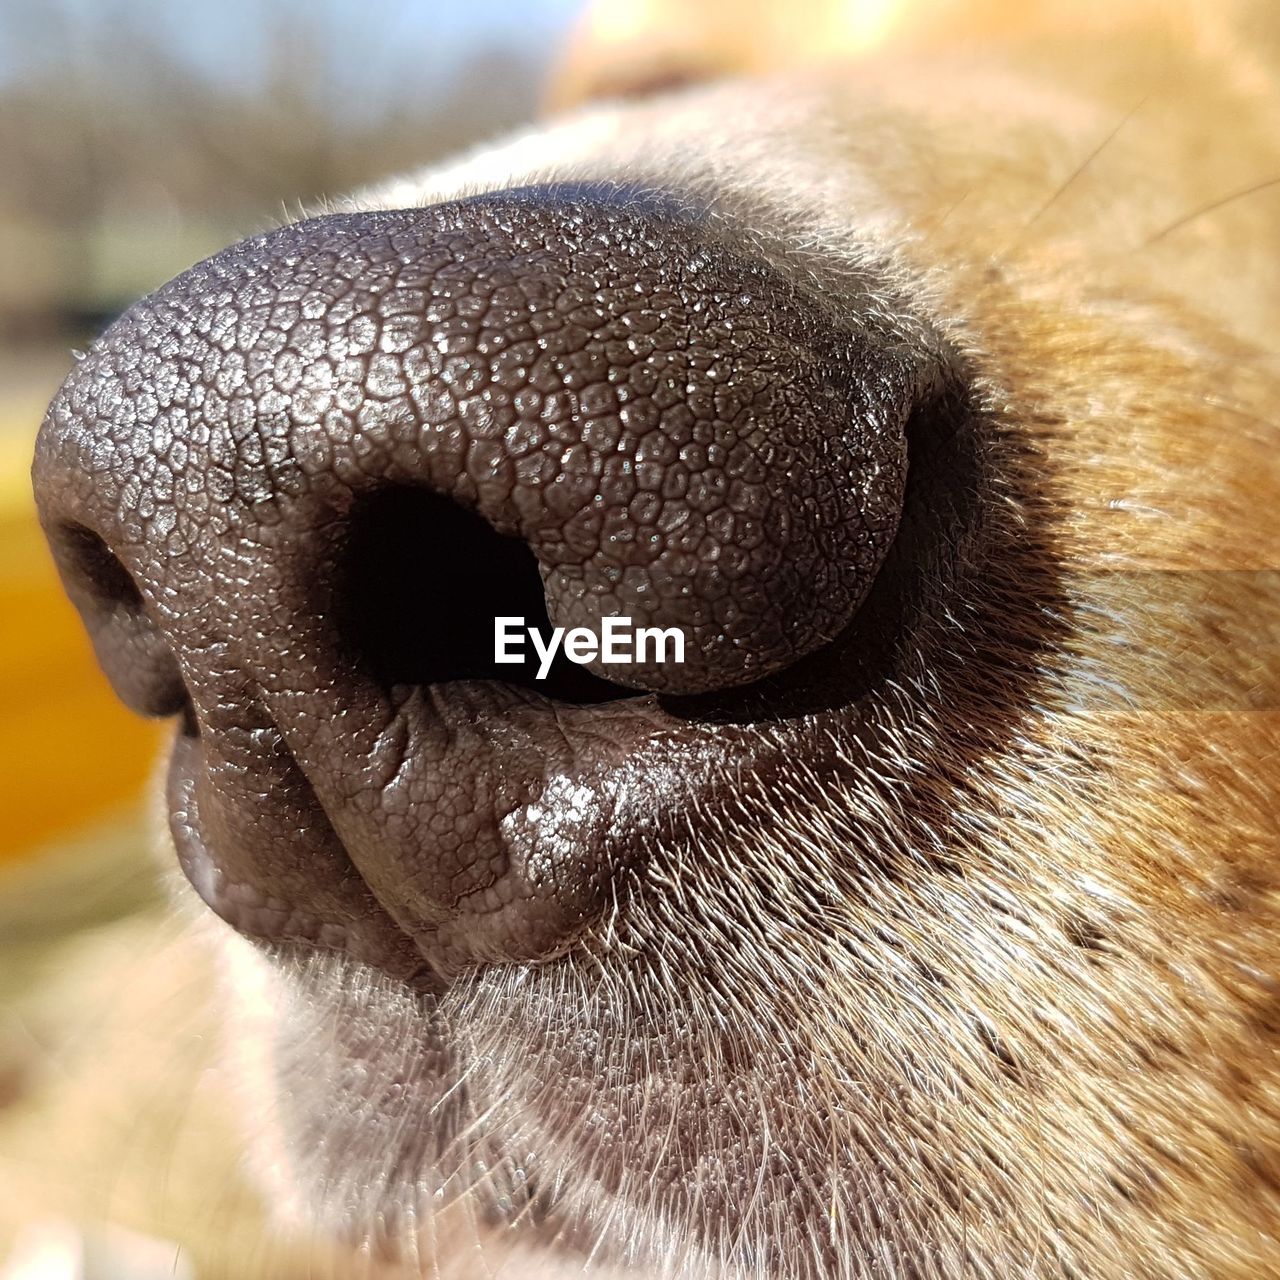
[7,2,1280,1276]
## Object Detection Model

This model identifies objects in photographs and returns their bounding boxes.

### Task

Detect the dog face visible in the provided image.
[30,2,1280,1275]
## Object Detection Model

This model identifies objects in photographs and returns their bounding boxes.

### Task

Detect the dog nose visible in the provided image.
[31,184,933,976]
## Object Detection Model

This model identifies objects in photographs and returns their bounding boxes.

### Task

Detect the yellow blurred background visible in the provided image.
[0,415,164,861]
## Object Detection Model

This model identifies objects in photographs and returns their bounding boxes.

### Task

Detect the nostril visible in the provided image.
[336,486,635,705]
[46,522,188,718]
[57,524,143,611]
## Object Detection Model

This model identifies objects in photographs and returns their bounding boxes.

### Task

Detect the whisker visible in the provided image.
[935,188,974,228]
[1000,96,1148,259]
[1144,173,1280,245]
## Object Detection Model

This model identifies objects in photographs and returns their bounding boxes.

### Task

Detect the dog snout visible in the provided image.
[31,182,935,975]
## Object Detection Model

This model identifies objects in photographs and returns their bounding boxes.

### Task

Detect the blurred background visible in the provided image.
[0,3,582,1274]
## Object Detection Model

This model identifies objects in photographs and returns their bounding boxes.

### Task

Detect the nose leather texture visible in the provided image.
[32,185,947,977]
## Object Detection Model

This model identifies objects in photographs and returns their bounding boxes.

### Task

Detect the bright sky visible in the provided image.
[6,0,586,116]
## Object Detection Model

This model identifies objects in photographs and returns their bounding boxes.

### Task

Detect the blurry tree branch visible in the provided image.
[0,0,549,334]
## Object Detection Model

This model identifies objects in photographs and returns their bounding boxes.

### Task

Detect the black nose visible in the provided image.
[31,184,938,978]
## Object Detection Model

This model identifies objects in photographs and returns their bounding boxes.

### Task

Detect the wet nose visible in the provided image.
[31,184,935,978]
